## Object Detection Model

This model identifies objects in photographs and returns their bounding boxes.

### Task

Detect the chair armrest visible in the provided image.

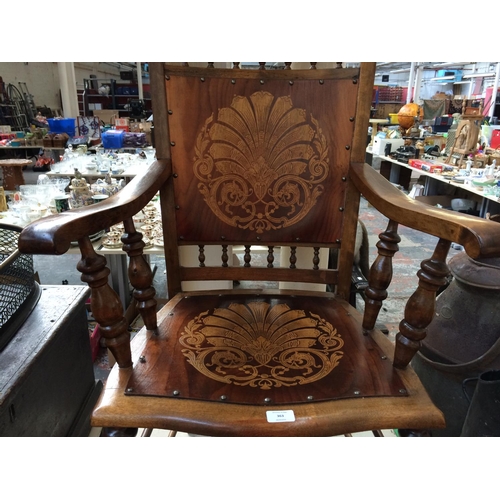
[351,162,500,260]
[18,159,171,255]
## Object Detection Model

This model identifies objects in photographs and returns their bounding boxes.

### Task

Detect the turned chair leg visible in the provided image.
[362,219,400,332]
[122,217,158,332]
[394,238,451,368]
[77,236,132,368]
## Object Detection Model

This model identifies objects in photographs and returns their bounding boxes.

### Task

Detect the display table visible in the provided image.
[377,155,500,218]
[44,151,155,181]
[0,285,102,436]
[0,159,31,190]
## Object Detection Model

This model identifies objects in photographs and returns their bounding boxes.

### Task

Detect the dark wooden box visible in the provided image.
[0,285,102,436]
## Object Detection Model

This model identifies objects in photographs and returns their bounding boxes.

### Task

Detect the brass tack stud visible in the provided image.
[220,395,227,401]
[335,239,341,244]
[264,397,271,403]
[170,141,176,146]
[165,75,170,80]
[295,237,300,242]
[200,77,205,82]
[168,312,174,316]
[173,390,180,396]
[339,207,344,211]
[256,236,261,241]
[352,78,358,84]
[399,389,407,394]
[345,145,351,150]
[289,80,294,85]
[126,387,133,393]
[139,356,146,363]
[168,110,173,115]
[260,80,265,84]
[179,236,184,240]
[307,395,314,401]
[349,116,354,122]
[354,390,361,395]
[231,79,236,84]
[221,236,226,240]
[173,173,178,178]
[319,79,324,84]
[175,205,180,210]
[341,176,347,181]
[381,355,387,360]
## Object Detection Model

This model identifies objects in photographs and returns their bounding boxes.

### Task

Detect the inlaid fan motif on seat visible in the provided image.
[179,301,344,389]
[193,91,330,233]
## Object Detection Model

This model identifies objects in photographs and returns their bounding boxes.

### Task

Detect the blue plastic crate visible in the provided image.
[47,118,76,137]
[102,130,124,149]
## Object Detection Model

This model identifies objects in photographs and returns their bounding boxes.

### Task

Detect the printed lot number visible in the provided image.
[266,410,295,423]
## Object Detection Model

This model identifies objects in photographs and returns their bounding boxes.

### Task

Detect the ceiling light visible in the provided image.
[389,68,411,74]
[462,72,495,78]
[429,75,455,81]
[432,62,472,67]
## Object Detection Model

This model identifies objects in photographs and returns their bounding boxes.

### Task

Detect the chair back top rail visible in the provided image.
[162,64,360,81]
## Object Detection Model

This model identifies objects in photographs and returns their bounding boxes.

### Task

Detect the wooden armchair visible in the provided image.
[18,62,500,436]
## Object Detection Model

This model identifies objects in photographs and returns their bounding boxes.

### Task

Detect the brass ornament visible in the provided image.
[193,91,329,233]
[179,301,344,389]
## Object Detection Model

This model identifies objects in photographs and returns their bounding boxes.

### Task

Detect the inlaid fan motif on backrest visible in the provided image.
[193,91,329,234]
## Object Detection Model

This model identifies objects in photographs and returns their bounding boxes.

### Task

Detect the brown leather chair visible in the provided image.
[19,62,500,436]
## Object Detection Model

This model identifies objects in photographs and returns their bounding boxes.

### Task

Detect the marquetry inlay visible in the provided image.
[179,301,344,389]
[193,91,330,233]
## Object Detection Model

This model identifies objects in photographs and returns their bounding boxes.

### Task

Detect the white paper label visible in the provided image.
[266,410,295,423]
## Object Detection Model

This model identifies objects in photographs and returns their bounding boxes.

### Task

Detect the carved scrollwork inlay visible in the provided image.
[193,91,329,233]
[179,302,344,389]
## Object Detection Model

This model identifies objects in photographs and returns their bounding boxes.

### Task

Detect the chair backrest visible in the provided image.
[149,63,375,299]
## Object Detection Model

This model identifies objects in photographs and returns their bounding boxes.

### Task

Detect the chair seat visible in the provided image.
[92,289,445,436]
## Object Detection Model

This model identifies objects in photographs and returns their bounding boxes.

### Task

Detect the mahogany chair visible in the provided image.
[19,62,500,436]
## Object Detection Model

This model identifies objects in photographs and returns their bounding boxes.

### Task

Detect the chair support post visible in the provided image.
[362,220,400,331]
[122,217,158,332]
[76,236,132,368]
[394,238,451,368]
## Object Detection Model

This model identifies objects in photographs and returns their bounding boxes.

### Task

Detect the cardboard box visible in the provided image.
[115,118,129,127]
[409,159,430,169]
[115,118,129,132]
[129,121,152,133]
[407,159,444,173]
[95,110,120,125]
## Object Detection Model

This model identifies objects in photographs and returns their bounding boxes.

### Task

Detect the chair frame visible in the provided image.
[18,62,500,436]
